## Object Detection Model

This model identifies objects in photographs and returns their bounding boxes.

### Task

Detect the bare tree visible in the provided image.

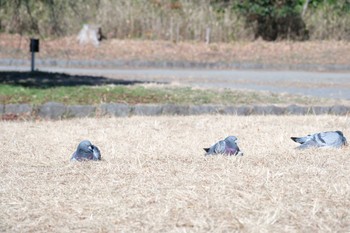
[302,0,311,17]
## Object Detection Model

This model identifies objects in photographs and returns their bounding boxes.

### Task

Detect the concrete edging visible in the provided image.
[1,102,350,120]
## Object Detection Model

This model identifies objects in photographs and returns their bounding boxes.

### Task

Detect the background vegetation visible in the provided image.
[0,0,349,41]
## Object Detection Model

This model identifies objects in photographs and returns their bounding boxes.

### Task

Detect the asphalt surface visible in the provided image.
[1,66,350,99]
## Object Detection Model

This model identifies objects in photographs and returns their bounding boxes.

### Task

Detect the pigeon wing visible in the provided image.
[316,131,346,148]
[213,140,226,154]
[206,140,226,155]
[297,139,318,149]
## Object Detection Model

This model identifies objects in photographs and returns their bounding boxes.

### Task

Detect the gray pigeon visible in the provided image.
[71,140,101,161]
[204,136,243,156]
[291,131,347,149]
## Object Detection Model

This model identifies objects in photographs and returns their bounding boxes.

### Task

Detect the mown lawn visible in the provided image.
[0,84,340,106]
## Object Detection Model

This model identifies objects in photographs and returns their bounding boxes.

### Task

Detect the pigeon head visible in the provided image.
[337,131,348,146]
[77,140,94,154]
[224,136,238,144]
[336,131,344,137]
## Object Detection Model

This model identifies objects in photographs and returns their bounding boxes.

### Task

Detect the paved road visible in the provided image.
[2,66,350,99]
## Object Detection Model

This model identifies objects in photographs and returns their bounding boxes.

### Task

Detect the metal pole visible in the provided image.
[31,51,35,72]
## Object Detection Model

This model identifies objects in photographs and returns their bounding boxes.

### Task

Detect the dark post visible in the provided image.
[30,38,39,72]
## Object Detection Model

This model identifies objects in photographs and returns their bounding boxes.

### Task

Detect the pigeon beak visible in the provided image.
[88,145,93,151]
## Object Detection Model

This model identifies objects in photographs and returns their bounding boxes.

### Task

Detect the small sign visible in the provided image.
[30,38,39,52]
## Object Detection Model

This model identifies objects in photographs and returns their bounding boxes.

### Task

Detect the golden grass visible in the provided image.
[1,115,350,232]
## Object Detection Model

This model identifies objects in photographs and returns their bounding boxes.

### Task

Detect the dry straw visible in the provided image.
[1,115,350,232]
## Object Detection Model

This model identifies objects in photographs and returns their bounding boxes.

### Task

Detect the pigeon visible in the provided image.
[204,136,243,156]
[71,140,101,161]
[291,131,347,149]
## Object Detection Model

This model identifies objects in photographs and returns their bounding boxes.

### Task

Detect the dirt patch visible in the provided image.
[1,33,350,65]
[1,116,350,232]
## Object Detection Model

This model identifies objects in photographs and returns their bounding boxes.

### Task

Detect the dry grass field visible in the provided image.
[1,115,350,232]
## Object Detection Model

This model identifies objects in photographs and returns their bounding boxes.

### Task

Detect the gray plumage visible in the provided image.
[71,140,101,161]
[291,131,347,149]
[204,136,243,156]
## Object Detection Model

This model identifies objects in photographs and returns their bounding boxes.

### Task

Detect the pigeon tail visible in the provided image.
[203,148,210,153]
[291,137,306,144]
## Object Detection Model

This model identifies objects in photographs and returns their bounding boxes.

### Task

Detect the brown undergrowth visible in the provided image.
[1,33,350,65]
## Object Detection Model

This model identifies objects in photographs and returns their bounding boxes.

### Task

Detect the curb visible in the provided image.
[1,102,350,120]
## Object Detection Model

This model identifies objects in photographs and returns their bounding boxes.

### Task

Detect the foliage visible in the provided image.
[0,0,349,41]
[304,0,350,40]
[231,0,308,40]
[0,0,99,37]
